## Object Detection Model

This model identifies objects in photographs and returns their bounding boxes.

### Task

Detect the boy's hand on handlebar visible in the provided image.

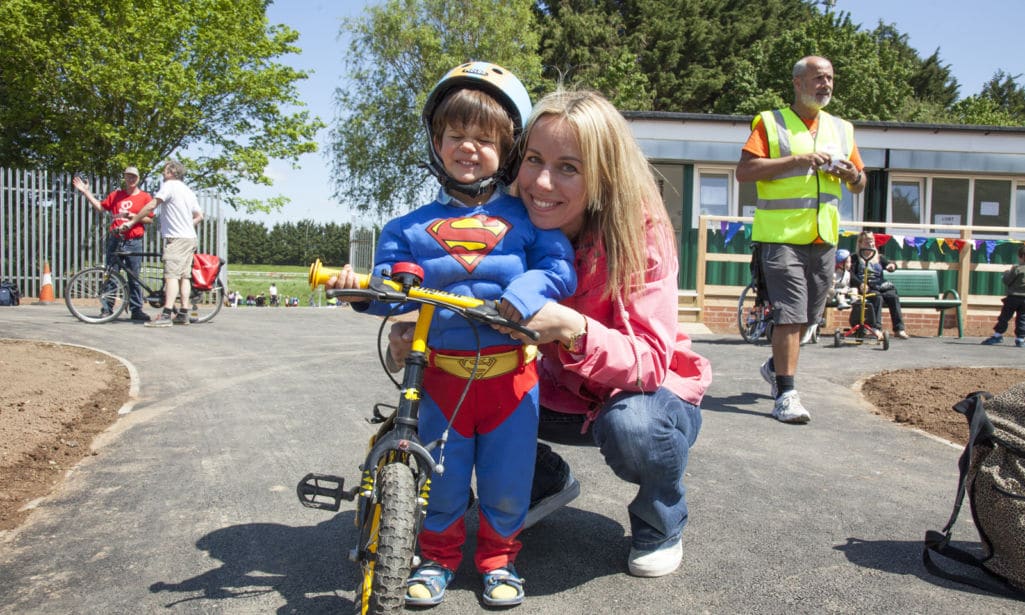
[490,298,524,335]
[325,265,368,302]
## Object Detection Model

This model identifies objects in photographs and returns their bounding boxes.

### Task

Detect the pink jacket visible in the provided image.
[538,222,712,423]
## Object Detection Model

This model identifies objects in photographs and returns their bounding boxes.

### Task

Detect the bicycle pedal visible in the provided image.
[296,473,357,511]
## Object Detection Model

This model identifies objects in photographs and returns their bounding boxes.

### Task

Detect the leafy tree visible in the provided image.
[978,71,1025,122]
[0,0,323,211]
[226,219,270,265]
[721,10,915,121]
[533,1,653,109]
[227,219,351,265]
[329,0,542,217]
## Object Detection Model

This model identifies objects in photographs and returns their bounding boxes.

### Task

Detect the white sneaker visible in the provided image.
[759,358,777,399]
[772,390,811,424]
[628,538,682,577]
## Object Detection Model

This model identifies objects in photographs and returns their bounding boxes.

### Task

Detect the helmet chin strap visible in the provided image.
[422,161,502,200]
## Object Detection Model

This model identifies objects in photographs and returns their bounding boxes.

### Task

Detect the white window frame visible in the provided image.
[690,165,864,228]
[888,174,1023,238]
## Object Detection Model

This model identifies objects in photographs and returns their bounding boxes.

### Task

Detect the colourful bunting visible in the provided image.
[723,222,743,246]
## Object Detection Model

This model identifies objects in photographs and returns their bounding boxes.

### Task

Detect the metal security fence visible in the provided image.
[0,167,226,299]
[349,226,376,274]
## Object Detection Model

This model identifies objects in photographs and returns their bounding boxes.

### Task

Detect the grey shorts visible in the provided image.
[163,237,197,279]
[760,243,835,326]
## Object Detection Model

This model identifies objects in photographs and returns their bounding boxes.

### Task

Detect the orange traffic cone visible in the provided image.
[36,261,55,304]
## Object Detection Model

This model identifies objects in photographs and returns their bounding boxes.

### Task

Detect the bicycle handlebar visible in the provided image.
[325,270,541,342]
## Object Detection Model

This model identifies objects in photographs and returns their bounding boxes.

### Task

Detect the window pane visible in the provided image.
[931,178,969,229]
[891,181,921,224]
[653,164,684,246]
[698,172,729,228]
[739,182,757,219]
[1017,185,1025,230]
[698,173,729,217]
[838,188,854,222]
[973,179,1011,236]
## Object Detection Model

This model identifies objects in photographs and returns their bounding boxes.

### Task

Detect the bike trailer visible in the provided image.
[192,253,224,291]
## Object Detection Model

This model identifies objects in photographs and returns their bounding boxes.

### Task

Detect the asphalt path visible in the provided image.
[1,305,1022,614]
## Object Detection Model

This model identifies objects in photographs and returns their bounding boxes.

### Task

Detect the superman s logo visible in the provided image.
[427,215,510,273]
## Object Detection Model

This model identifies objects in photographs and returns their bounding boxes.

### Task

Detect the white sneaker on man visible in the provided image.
[759,358,777,399]
[628,538,683,577]
[772,390,811,424]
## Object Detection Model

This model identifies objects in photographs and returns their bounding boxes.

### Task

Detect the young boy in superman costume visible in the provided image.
[332,62,575,607]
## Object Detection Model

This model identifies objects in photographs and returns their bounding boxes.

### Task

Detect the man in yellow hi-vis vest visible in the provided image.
[736,55,866,424]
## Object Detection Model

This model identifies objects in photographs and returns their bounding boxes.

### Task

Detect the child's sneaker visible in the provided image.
[173,311,190,325]
[981,334,1003,345]
[1016,338,1024,348]
[836,298,850,310]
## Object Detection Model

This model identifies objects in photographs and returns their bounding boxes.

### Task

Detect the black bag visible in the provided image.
[0,280,20,306]
[923,385,1025,599]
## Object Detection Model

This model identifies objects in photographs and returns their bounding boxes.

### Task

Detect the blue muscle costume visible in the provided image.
[358,189,576,572]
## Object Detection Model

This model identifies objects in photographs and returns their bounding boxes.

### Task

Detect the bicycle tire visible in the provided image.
[356,462,417,615]
[737,282,771,344]
[189,279,224,324]
[65,267,127,324]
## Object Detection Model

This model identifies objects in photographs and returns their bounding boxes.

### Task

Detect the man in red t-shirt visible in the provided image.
[72,166,153,321]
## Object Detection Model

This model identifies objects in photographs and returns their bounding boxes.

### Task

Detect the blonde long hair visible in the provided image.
[524,89,673,300]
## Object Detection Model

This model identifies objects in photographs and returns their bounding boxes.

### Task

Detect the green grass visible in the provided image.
[223,263,323,306]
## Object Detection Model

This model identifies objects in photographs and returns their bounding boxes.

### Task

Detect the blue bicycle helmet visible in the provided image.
[421,61,532,198]
[836,248,851,264]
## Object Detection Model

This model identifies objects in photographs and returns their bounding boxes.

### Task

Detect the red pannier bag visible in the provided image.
[191,253,224,291]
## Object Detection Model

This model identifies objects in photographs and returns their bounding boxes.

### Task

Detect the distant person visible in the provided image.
[736,55,866,424]
[72,167,153,321]
[119,160,203,327]
[981,244,1025,347]
[269,283,279,307]
[831,248,856,309]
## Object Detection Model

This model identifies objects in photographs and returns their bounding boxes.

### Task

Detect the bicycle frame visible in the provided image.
[296,261,538,613]
[64,240,224,324]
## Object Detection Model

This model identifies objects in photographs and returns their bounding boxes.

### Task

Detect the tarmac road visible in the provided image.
[0,305,1022,614]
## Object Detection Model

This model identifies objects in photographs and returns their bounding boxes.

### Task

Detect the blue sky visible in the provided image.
[236,0,1024,229]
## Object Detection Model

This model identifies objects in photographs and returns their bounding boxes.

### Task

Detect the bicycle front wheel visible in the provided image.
[189,279,224,324]
[356,462,417,615]
[65,267,127,324]
[737,282,770,344]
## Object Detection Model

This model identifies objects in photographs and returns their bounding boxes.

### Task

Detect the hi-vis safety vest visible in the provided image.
[751,108,853,246]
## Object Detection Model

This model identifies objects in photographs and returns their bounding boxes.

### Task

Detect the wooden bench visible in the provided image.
[883,269,963,337]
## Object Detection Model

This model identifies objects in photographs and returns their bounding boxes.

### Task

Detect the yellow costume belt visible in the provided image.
[426,345,537,380]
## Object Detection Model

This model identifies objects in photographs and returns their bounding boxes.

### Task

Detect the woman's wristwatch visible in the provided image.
[562,324,588,354]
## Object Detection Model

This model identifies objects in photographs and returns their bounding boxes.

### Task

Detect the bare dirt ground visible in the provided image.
[0,339,130,531]
[1,340,1023,533]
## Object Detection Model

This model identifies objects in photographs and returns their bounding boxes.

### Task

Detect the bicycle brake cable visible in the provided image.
[433,317,481,474]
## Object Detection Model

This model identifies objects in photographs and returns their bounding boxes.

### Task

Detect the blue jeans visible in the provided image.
[105,235,144,314]
[539,387,702,550]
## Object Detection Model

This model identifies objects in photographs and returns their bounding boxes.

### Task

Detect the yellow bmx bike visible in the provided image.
[296,260,538,614]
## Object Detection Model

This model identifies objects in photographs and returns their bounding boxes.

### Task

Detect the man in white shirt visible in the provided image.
[119,160,203,327]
